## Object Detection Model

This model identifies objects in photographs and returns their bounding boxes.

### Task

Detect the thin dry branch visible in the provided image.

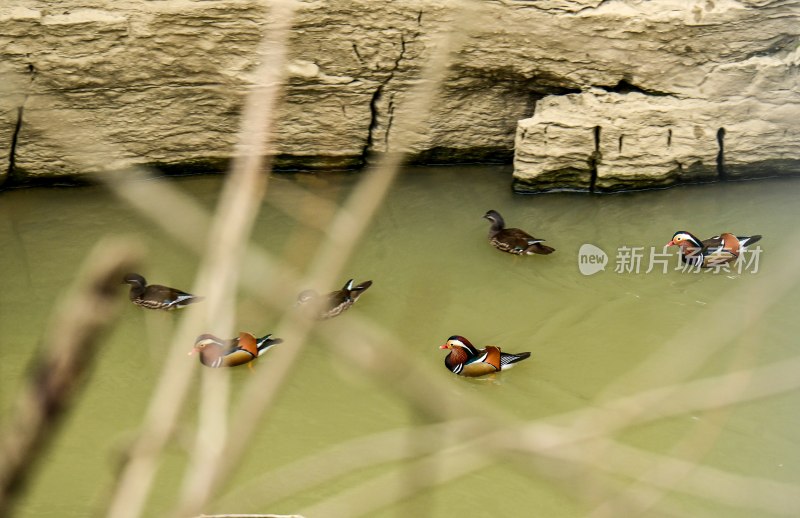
[297,438,495,518]
[0,239,141,515]
[175,0,295,511]
[185,6,478,515]
[214,419,486,511]
[519,434,800,516]
[587,326,764,517]
[109,2,297,517]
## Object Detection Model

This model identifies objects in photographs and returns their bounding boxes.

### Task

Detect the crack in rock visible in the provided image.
[362,32,409,160]
[5,63,37,185]
[716,127,726,180]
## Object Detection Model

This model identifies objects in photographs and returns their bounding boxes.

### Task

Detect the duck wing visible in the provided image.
[219,349,257,367]
[256,334,283,356]
[348,280,373,301]
[217,333,259,367]
[737,235,762,247]
[143,284,202,309]
[456,346,499,377]
[499,351,531,369]
[499,228,535,242]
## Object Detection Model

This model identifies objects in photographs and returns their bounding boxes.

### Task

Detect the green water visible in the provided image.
[1,165,799,517]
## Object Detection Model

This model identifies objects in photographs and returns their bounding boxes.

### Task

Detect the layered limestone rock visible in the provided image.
[513,0,800,192]
[0,0,798,189]
[0,1,389,183]
[513,86,798,193]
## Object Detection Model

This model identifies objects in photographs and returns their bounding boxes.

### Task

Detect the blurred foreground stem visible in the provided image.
[0,239,140,516]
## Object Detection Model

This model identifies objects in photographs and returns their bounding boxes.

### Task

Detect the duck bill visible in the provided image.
[666,240,675,247]
[188,349,197,356]
[439,344,449,350]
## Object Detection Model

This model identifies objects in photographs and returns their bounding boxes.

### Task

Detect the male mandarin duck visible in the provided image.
[190,332,283,368]
[667,231,762,268]
[296,278,373,319]
[440,335,531,377]
[122,273,203,310]
[483,209,555,256]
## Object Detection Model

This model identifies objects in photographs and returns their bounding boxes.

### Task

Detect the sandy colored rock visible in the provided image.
[0,0,797,188]
[512,0,800,192]
[514,91,725,192]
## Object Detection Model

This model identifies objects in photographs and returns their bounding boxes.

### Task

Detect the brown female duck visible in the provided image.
[296,278,373,319]
[122,273,203,310]
[483,210,555,256]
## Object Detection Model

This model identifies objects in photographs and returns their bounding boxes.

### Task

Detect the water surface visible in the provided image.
[1,165,799,517]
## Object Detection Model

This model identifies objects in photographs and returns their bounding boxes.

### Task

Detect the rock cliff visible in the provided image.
[512,0,800,192]
[0,0,798,190]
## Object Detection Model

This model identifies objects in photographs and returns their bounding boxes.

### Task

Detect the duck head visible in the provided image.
[666,231,703,249]
[482,210,505,229]
[189,334,226,365]
[122,272,146,287]
[439,335,479,356]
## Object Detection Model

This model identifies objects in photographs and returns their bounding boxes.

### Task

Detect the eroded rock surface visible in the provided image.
[512,0,800,192]
[0,0,797,189]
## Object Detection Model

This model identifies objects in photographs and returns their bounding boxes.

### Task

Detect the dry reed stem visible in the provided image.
[264,178,342,232]
[102,3,296,518]
[526,434,800,516]
[106,169,213,254]
[555,240,800,513]
[188,6,476,514]
[105,281,209,518]
[0,239,141,515]
[297,438,495,518]
[260,359,800,516]
[505,360,800,516]
[9,65,224,518]
[174,1,295,515]
[593,262,792,406]
[588,322,765,516]
[102,169,248,517]
[220,372,800,517]
[586,407,730,517]
[513,353,800,451]
[214,345,800,515]
[214,418,486,510]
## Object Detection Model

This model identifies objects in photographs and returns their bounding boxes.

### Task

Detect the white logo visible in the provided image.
[578,244,608,276]
[576,244,762,275]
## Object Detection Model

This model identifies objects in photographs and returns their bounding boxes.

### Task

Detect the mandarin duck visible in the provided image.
[190,332,283,368]
[440,335,531,377]
[483,210,555,256]
[667,231,762,268]
[123,273,203,310]
[296,278,373,319]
